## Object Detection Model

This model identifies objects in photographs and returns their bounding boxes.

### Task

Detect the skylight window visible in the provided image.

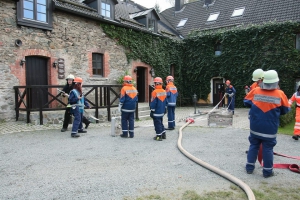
[207,12,219,22]
[177,18,188,28]
[231,7,245,17]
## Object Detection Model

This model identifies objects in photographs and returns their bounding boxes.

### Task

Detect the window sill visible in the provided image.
[90,76,108,81]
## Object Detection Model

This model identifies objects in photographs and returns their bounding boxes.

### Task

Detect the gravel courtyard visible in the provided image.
[1,114,299,200]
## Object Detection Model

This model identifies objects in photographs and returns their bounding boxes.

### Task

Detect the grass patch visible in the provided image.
[132,184,300,200]
[278,118,294,135]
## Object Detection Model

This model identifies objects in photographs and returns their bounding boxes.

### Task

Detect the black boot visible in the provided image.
[82,115,91,129]
[162,132,166,139]
[292,135,299,140]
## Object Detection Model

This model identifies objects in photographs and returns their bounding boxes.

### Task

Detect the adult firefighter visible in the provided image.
[118,75,138,138]
[150,77,167,141]
[250,68,264,90]
[225,80,236,114]
[244,70,290,178]
[288,85,300,140]
[165,76,178,130]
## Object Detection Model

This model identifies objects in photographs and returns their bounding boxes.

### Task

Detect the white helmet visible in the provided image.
[263,70,279,83]
[252,69,264,81]
[66,74,75,80]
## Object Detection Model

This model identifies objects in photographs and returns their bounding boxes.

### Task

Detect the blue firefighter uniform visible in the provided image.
[119,83,138,138]
[225,84,236,114]
[166,82,178,129]
[150,84,167,139]
[69,89,89,136]
[244,87,290,177]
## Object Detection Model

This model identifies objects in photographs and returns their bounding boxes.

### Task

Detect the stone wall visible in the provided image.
[0,0,138,121]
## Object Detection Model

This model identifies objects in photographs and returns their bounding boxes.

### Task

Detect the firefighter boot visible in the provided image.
[153,135,162,141]
[82,116,91,129]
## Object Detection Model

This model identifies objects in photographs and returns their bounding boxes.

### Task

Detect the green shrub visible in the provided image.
[279,103,295,127]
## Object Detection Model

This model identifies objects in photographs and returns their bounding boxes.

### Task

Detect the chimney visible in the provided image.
[175,0,184,11]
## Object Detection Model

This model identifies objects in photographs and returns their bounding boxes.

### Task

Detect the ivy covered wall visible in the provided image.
[102,22,300,107]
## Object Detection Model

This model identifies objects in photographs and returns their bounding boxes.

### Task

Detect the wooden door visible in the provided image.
[213,79,225,107]
[25,56,48,109]
[136,67,145,102]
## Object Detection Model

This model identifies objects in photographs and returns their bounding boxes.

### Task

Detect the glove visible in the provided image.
[118,104,122,112]
[229,93,234,97]
[150,111,154,118]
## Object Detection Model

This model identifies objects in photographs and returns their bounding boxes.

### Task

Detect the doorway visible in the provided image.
[25,56,49,109]
[136,67,145,102]
[212,78,225,107]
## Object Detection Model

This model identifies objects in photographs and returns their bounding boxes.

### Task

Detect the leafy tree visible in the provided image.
[154,3,160,13]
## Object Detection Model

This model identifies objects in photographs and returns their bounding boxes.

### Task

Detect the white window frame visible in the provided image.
[101,2,111,18]
[207,12,220,22]
[177,18,188,28]
[231,7,245,17]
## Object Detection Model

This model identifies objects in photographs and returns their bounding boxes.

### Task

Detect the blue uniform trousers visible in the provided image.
[167,106,175,128]
[246,135,277,177]
[153,117,165,136]
[71,106,83,135]
[121,112,134,137]
[228,97,235,113]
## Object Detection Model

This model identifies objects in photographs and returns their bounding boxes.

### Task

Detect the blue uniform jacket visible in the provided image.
[150,85,167,118]
[244,88,290,140]
[166,82,178,107]
[69,89,89,113]
[119,83,138,112]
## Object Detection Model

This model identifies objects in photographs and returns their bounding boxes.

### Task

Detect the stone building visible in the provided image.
[0,0,176,121]
[1,0,299,121]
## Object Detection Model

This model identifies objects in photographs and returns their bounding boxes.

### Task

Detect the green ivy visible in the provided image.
[101,21,300,107]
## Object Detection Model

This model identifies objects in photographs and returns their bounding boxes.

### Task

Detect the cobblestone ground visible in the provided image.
[0,107,250,135]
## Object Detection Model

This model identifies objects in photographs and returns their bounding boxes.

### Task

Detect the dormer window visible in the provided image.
[101,2,111,18]
[84,0,117,20]
[17,0,53,30]
[207,12,219,22]
[148,19,155,31]
[231,7,245,18]
[177,18,188,28]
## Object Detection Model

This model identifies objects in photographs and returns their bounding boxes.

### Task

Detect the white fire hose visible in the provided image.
[178,118,255,200]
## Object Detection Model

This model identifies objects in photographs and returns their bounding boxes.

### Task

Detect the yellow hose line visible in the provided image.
[177,121,256,200]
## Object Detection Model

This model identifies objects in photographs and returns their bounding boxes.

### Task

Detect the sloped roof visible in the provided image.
[115,0,177,37]
[53,0,177,38]
[160,0,300,38]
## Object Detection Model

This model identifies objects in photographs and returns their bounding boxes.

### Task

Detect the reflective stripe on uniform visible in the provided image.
[121,109,135,112]
[253,94,281,104]
[157,92,166,97]
[153,113,164,117]
[246,162,255,166]
[263,167,273,170]
[125,90,137,94]
[168,103,176,106]
[250,129,277,138]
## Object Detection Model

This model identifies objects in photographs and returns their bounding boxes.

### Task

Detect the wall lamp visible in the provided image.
[150,68,155,77]
[134,68,138,73]
[53,60,58,68]
[20,58,26,67]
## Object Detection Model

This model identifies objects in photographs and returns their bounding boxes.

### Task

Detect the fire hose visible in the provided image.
[208,93,233,115]
[177,118,256,200]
